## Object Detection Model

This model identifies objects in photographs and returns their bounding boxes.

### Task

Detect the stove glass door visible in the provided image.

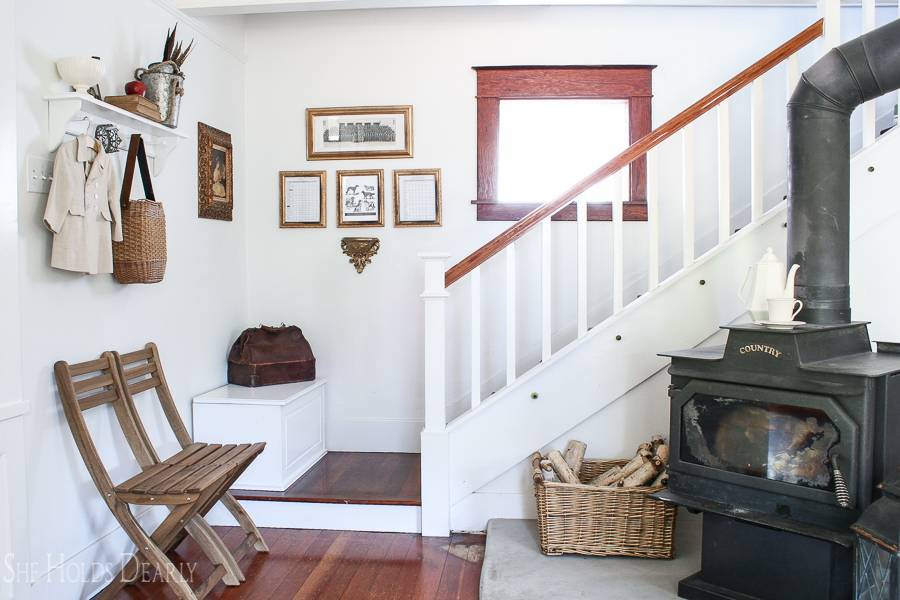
[680,393,839,490]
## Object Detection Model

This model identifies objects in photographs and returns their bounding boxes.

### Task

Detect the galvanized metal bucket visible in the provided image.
[135,62,184,128]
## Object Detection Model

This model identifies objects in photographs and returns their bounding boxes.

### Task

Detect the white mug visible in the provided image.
[767,297,803,323]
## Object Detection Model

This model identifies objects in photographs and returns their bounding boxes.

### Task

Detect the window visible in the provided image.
[473,66,654,221]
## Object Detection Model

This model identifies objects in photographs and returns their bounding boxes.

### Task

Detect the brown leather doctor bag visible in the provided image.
[228,325,316,387]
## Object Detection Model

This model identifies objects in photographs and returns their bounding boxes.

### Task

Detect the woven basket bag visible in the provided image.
[113,134,166,284]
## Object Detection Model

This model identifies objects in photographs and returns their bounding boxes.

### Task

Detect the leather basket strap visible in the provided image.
[120,134,156,210]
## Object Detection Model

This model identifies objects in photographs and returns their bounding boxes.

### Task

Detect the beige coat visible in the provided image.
[43,135,122,274]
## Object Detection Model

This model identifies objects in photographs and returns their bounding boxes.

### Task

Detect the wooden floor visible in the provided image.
[113,527,484,600]
[231,452,421,506]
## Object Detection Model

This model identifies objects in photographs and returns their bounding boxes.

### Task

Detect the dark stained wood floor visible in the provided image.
[113,527,484,600]
[231,452,421,506]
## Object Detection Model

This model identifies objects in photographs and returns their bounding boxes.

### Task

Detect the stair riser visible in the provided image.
[204,500,422,533]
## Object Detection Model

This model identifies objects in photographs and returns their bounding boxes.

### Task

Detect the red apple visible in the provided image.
[125,81,146,96]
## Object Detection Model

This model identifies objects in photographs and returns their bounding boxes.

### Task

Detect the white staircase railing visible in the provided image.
[419,3,890,537]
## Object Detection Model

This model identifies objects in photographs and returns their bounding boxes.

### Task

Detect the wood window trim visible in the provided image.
[474,65,654,222]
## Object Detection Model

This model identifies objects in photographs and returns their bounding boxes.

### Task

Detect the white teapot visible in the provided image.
[738,247,801,321]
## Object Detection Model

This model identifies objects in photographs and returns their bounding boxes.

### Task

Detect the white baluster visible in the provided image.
[647,147,659,292]
[682,123,695,268]
[541,219,552,362]
[817,0,841,57]
[816,0,841,58]
[577,193,587,338]
[506,244,516,386]
[787,53,800,98]
[419,252,450,431]
[751,77,764,222]
[718,99,731,245]
[863,0,877,147]
[613,169,624,314]
[470,266,481,410]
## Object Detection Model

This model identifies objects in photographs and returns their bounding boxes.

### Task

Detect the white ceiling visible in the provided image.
[174,0,879,17]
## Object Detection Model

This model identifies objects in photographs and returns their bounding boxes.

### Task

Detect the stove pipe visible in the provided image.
[788,18,900,324]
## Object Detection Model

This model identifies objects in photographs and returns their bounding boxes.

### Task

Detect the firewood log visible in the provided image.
[540,459,558,482]
[651,435,665,451]
[651,469,668,487]
[616,449,653,481]
[622,457,663,487]
[564,440,587,476]
[547,450,580,484]
[587,466,622,487]
[655,444,670,466]
[531,451,543,471]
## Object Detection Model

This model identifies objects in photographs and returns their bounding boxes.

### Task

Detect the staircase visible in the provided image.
[419,11,899,537]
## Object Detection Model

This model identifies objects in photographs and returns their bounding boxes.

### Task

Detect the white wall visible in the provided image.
[0,0,22,410]
[15,1,249,598]
[242,4,820,452]
[1,0,31,597]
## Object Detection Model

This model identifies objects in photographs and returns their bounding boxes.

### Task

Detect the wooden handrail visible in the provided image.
[445,19,823,288]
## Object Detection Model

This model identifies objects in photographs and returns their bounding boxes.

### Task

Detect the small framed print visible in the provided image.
[280,171,326,228]
[337,170,384,227]
[198,123,233,221]
[393,169,442,227]
[307,106,413,160]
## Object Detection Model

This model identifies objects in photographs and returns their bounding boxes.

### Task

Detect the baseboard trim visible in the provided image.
[451,492,536,532]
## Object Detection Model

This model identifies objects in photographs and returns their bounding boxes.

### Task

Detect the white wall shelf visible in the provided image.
[43,92,189,176]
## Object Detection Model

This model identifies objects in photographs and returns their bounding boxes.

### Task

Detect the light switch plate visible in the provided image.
[26,156,54,194]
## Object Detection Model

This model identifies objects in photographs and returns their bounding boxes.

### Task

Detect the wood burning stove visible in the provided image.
[653,322,900,600]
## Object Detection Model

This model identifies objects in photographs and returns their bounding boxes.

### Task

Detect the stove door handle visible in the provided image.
[831,454,851,508]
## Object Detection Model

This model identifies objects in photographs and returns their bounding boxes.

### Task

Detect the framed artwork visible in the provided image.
[393,169,442,227]
[306,106,413,160]
[337,170,384,227]
[198,122,233,221]
[280,171,326,228]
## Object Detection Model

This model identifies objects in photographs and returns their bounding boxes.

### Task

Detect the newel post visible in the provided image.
[419,252,451,537]
[419,252,450,430]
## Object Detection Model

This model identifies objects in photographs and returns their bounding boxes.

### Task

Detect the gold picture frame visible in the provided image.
[337,170,384,228]
[280,171,326,228]
[198,122,233,221]
[306,106,413,160]
[393,169,442,227]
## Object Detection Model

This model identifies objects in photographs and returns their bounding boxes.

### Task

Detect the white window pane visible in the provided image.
[498,99,630,204]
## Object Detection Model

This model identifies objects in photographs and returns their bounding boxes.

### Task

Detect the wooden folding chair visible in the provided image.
[111,344,270,562]
[54,352,265,600]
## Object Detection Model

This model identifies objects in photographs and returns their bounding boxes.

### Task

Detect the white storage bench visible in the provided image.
[192,379,326,491]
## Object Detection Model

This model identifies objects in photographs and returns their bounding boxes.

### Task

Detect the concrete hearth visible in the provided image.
[480,512,701,600]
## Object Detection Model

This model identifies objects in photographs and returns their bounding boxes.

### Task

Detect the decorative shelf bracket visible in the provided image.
[47,96,84,152]
[341,237,380,273]
[43,92,188,176]
[145,138,180,176]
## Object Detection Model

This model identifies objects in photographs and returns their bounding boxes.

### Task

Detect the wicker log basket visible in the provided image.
[534,457,676,558]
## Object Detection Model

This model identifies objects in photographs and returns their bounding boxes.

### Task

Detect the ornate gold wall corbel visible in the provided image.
[341,237,380,273]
